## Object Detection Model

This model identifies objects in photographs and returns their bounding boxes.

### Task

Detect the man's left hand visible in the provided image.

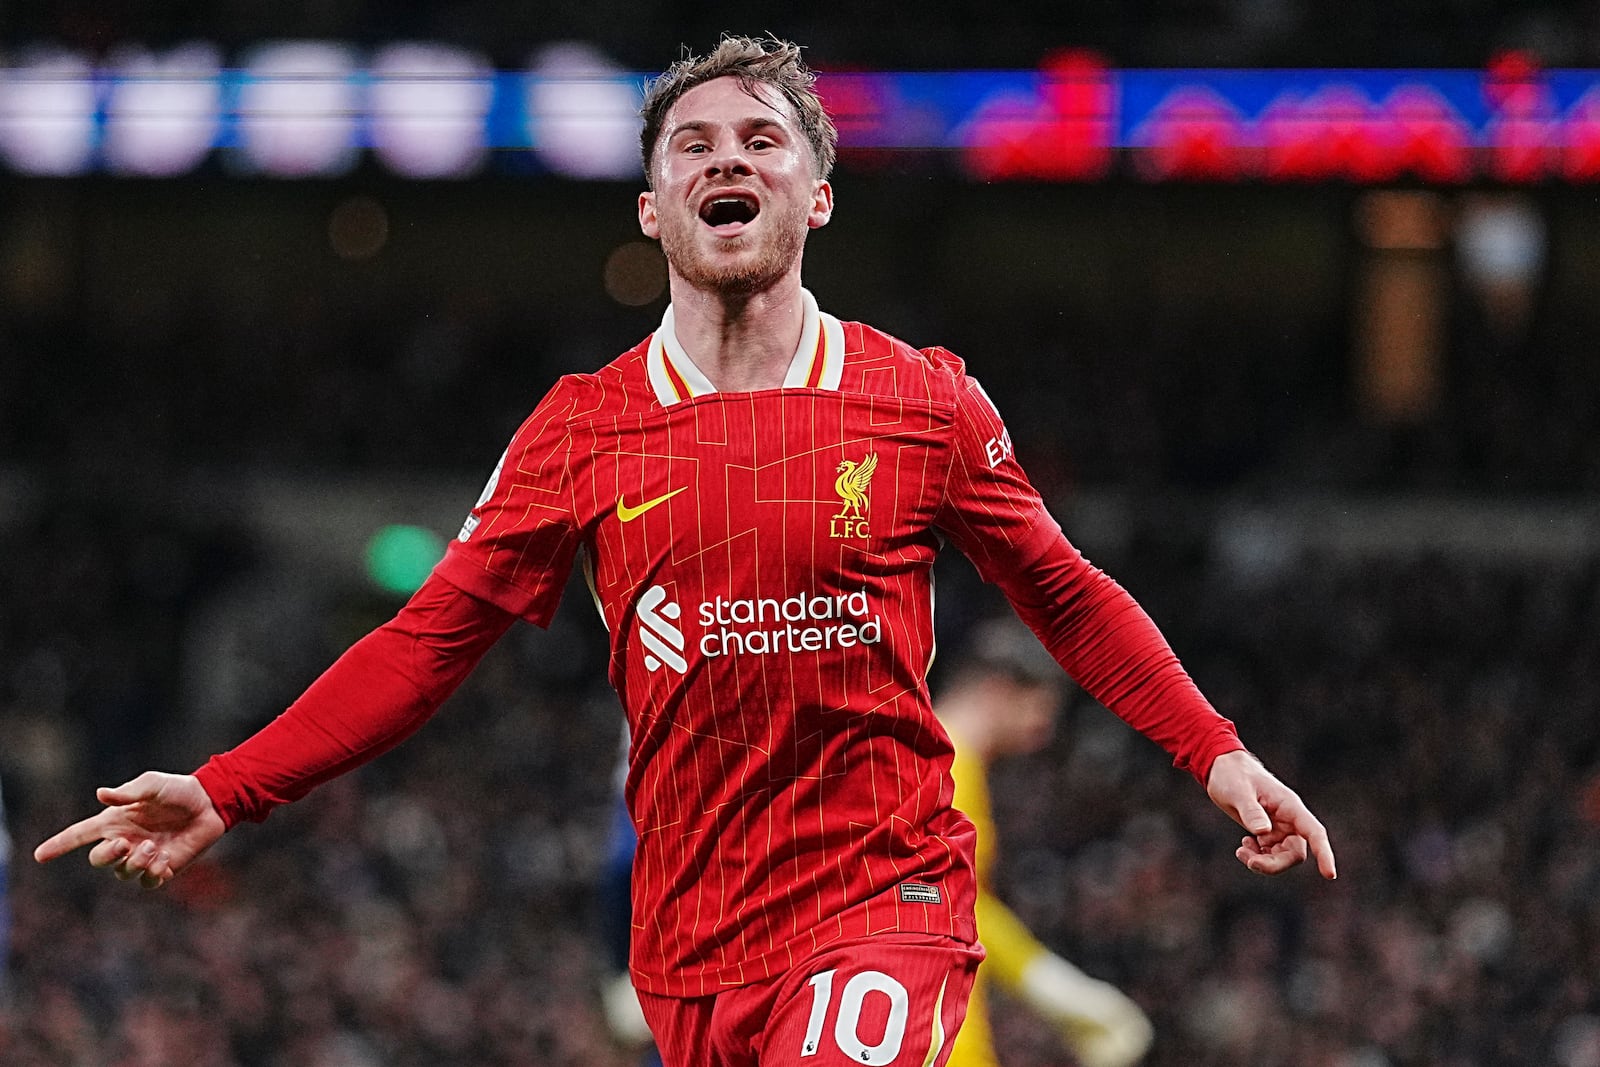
[1206,750,1336,879]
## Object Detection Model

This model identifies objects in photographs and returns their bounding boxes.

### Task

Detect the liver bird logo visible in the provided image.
[833,453,877,520]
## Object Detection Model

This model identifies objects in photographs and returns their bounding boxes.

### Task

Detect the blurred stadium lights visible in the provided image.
[327,194,390,259]
[526,41,645,179]
[0,46,97,175]
[603,240,668,306]
[956,49,1114,180]
[5,43,1600,181]
[370,43,493,179]
[235,41,361,177]
[103,43,222,176]
[364,524,446,597]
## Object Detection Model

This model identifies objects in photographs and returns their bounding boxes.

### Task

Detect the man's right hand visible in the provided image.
[34,771,226,889]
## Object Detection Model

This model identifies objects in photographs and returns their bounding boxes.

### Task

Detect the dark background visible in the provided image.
[9,0,1600,69]
[4,6,1600,1066]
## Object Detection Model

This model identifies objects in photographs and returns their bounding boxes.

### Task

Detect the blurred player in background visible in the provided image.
[36,35,1334,1067]
[938,620,1152,1067]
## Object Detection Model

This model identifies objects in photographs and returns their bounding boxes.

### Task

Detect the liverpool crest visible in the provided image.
[830,452,877,539]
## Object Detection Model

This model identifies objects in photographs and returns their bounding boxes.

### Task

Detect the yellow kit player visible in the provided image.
[938,620,1154,1067]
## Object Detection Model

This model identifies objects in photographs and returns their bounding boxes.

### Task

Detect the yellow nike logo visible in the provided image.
[616,486,686,522]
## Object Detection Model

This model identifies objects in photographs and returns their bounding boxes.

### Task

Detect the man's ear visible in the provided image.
[808,180,834,230]
[639,190,660,239]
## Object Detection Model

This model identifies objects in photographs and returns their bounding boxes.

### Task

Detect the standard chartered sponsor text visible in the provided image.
[697,588,883,657]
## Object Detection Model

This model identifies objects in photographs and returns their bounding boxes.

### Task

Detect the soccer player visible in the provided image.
[35,35,1335,1067]
[937,620,1153,1067]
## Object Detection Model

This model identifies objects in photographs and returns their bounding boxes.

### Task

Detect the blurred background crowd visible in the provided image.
[4,2,1600,1065]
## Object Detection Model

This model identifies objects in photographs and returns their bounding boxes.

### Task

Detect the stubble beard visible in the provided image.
[657,198,809,297]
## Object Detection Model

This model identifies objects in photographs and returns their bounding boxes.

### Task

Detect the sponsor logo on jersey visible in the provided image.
[617,486,685,523]
[698,588,882,658]
[637,584,687,674]
[985,427,1014,468]
[830,451,877,539]
[632,584,884,668]
[897,882,942,905]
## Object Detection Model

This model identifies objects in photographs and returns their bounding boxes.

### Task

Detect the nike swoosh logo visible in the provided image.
[616,486,686,522]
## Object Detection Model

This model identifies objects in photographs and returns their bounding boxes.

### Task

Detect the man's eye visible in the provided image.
[748,139,772,150]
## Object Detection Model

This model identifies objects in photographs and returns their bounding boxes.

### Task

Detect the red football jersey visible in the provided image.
[436,291,1065,996]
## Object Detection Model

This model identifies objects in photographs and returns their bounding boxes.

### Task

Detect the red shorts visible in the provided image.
[637,933,982,1067]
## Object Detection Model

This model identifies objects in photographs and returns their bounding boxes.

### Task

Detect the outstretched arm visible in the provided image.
[194,573,515,826]
[933,353,1337,878]
[998,540,1337,880]
[35,572,515,885]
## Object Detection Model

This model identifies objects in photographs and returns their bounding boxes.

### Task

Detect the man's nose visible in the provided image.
[704,140,753,177]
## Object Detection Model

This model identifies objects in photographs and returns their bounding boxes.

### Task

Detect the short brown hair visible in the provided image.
[639,35,838,188]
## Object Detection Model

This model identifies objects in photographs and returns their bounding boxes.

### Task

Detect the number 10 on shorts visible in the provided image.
[801,968,916,1064]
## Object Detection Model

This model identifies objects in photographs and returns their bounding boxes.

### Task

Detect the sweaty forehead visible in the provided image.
[662,77,798,137]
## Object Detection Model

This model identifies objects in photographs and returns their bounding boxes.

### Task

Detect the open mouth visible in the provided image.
[699,195,760,231]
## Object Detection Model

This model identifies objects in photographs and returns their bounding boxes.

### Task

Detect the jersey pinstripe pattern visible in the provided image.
[438,293,1059,997]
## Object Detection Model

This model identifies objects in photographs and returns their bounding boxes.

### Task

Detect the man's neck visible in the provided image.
[666,275,807,393]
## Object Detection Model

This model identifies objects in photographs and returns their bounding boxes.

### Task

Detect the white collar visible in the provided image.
[646,288,845,406]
